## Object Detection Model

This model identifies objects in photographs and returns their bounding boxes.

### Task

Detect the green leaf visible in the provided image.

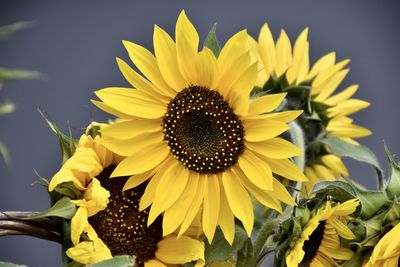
[31,197,76,219]
[0,100,16,115]
[38,109,77,163]
[312,180,357,202]
[0,262,27,267]
[384,143,400,197]
[203,24,221,57]
[0,68,44,81]
[321,136,383,179]
[54,182,81,199]
[0,21,34,40]
[205,226,248,264]
[351,185,390,220]
[87,255,136,267]
[235,238,253,267]
[0,140,11,165]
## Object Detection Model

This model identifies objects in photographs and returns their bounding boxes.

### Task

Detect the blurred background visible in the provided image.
[0,1,399,266]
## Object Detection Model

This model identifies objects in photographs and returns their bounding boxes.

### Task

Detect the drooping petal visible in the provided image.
[100,119,162,140]
[148,161,190,226]
[237,150,273,190]
[222,169,254,236]
[202,175,221,242]
[243,118,289,142]
[247,93,287,116]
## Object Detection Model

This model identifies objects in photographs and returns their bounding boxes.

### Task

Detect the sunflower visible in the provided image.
[92,10,307,244]
[364,223,400,267]
[49,134,205,267]
[285,199,359,267]
[248,24,371,193]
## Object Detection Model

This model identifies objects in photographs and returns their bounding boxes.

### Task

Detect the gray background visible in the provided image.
[0,1,399,266]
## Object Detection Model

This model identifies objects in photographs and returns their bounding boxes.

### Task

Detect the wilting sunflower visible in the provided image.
[92,11,307,244]
[248,24,371,193]
[364,223,400,267]
[285,199,359,267]
[49,134,205,267]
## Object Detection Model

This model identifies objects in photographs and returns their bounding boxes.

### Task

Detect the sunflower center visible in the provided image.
[88,165,162,267]
[163,86,245,174]
[299,221,326,267]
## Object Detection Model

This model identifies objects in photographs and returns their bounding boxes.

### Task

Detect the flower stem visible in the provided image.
[251,218,278,266]
[0,211,62,243]
[289,121,306,199]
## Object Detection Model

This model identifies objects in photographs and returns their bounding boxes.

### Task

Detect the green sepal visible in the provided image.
[30,197,76,220]
[203,24,221,57]
[86,256,136,267]
[321,136,383,179]
[205,226,248,264]
[54,182,81,200]
[38,109,78,164]
[384,143,400,197]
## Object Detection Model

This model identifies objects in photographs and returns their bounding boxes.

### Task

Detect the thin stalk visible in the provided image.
[0,220,62,243]
[251,218,278,266]
[288,121,306,200]
[0,211,62,243]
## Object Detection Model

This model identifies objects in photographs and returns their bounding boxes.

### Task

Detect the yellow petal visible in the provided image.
[328,216,356,239]
[222,169,254,236]
[324,84,358,106]
[327,123,372,138]
[100,119,162,140]
[148,161,189,226]
[176,11,199,84]
[275,30,292,77]
[258,23,276,76]
[328,99,370,117]
[195,47,217,88]
[313,69,350,102]
[116,57,170,102]
[155,235,205,265]
[321,154,348,177]
[218,184,235,245]
[122,40,176,97]
[307,52,336,80]
[154,25,187,90]
[247,93,287,116]
[122,169,154,191]
[243,118,289,142]
[227,62,257,116]
[178,174,207,237]
[71,207,88,246]
[162,172,199,235]
[246,137,302,159]
[95,87,166,119]
[237,150,273,190]
[202,175,221,242]
[145,259,167,267]
[262,157,308,182]
[312,164,337,180]
[111,143,170,177]
[234,166,285,211]
[139,158,174,211]
[91,100,133,120]
[258,110,303,123]
[286,28,309,84]
[101,131,164,157]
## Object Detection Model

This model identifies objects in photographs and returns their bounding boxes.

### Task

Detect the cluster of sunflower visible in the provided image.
[7,10,400,267]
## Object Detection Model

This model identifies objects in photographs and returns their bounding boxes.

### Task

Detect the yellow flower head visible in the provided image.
[286,199,359,267]
[249,24,371,194]
[49,134,204,266]
[93,10,307,244]
[364,223,400,267]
